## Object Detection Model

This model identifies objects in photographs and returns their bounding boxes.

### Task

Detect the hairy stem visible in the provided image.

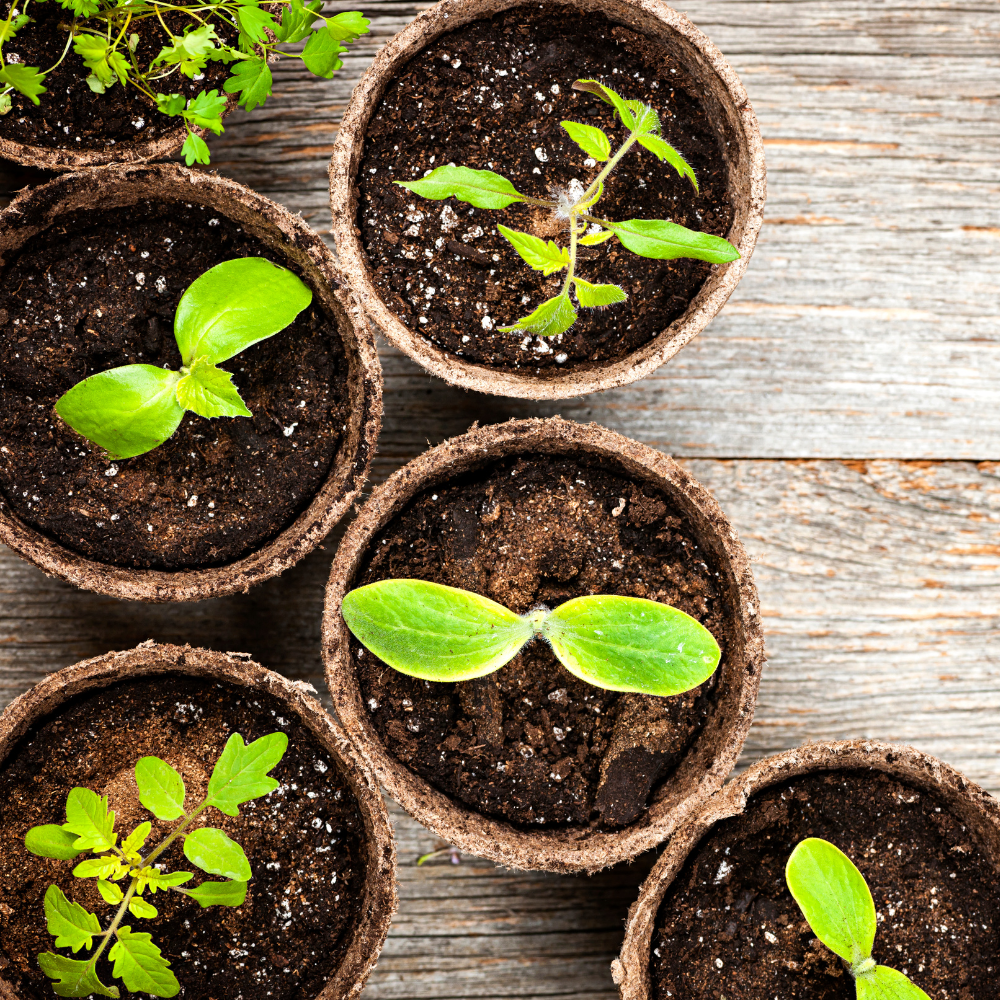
[142,800,208,867]
[89,876,138,968]
[561,213,580,296]
[579,130,639,205]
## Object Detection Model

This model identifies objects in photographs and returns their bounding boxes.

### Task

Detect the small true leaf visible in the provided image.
[636,134,698,191]
[108,926,179,998]
[25,824,82,860]
[134,869,192,894]
[121,822,151,861]
[540,595,720,696]
[183,89,227,134]
[497,293,577,337]
[302,27,347,78]
[572,79,636,130]
[0,63,46,103]
[205,732,289,816]
[43,885,101,953]
[573,279,627,308]
[181,131,210,166]
[274,0,323,43]
[234,3,277,44]
[397,165,524,210]
[175,359,252,419]
[179,880,249,908]
[223,56,272,111]
[578,229,616,247]
[183,827,252,880]
[135,757,186,821]
[497,225,570,276]
[37,953,118,998]
[129,898,158,919]
[326,10,370,40]
[342,579,533,682]
[63,788,116,853]
[855,966,931,1000]
[560,120,610,161]
[98,880,124,904]
[614,219,740,263]
[72,857,121,880]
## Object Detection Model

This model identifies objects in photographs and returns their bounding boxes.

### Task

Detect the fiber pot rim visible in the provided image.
[612,739,1000,1000]
[0,640,398,1000]
[322,416,764,873]
[328,0,766,400]
[0,162,383,603]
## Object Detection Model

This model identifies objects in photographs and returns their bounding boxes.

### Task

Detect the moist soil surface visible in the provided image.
[358,6,733,374]
[651,769,1000,999]
[0,2,234,152]
[352,452,732,830]
[0,674,366,1000]
[0,199,350,571]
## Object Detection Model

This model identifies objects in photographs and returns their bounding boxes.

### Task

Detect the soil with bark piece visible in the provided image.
[651,769,1000,999]
[0,674,366,1000]
[0,2,235,151]
[0,199,350,570]
[357,5,733,373]
[351,452,732,829]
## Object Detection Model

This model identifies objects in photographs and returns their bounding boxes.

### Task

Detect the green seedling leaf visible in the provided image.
[43,885,101,953]
[302,27,347,78]
[121,822,151,863]
[63,788,116,853]
[181,131,211,167]
[343,579,534,682]
[274,0,324,43]
[573,279,627,308]
[174,258,312,366]
[223,57,272,111]
[183,827,252,881]
[206,732,289,816]
[855,965,931,1000]
[572,79,636,130]
[497,225,570,276]
[0,93,11,115]
[55,365,184,460]
[326,10,370,40]
[25,824,82,860]
[97,879,124,904]
[73,36,129,88]
[175,358,251,419]
[134,869,191,894]
[152,24,220,78]
[38,953,118,998]
[135,757,186,821]
[614,219,740,263]
[108,926,179,998]
[578,228,616,247]
[155,93,187,117]
[179,880,249,908]
[0,12,30,42]
[540,595,720,696]
[786,838,876,966]
[497,293,577,337]
[397,165,524,210]
[561,120,610,161]
[72,857,124,881]
[0,63,46,103]
[184,89,227,134]
[636,134,698,190]
[627,100,660,135]
[235,3,278,44]
[58,0,101,15]
[128,898,158,919]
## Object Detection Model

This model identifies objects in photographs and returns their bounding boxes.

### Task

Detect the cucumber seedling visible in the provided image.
[25,731,288,998]
[397,78,740,338]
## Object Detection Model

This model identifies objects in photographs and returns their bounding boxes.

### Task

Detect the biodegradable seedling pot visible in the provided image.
[0,641,397,1000]
[329,0,765,399]
[614,740,1000,999]
[323,417,763,873]
[0,163,382,602]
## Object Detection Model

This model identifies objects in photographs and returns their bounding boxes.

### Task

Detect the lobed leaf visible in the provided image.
[25,824,82,860]
[274,0,324,43]
[0,64,46,103]
[97,880,124,905]
[152,24,220,78]
[108,927,179,998]
[302,27,347,78]
[58,0,100,15]
[73,36,129,88]
[573,279,627,308]
[183,827,252,881]
[397,165,524,210]
[43,885,101,953]
[636,134,698,190]
[181,131,211,167]
[155,93,186,117]
[326,10,370,40]
[572,79,636,130]
[121,822,151,862]
[179,880,249,908]
[134,868,192,894]
[560,120,610,161]
[855,965,932,1000]
[497,293,577,337]
[613,219,740,263]
[497,225,570,276]
[235,4,278,44]
[63,788,116,853]
[184,89,227,134]
[37,953,118,998]
[128,898,158,919]
[72,857,123,881]
[135,757,186,821]
[175,359,252,419]
[223,57,272,111]
[206,732,289,816]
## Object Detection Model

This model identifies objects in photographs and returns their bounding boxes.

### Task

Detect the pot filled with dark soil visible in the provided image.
[323,417,764,873]
[329,0,765,399]
[0,641,397,1000]
[614,740,1000,1000]
[0,162,382,602]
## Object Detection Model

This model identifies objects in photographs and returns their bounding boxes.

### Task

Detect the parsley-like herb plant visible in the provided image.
[341,579,721,697]
[24,731,287,998]
[786,838,931,999]
[53,256,312,460]
[396,78,740,338]
[0,1,368,165]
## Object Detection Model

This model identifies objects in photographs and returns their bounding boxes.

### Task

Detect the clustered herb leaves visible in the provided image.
[785,838,931,999]
[0,0,368,165]
[341,578,721,697]
[397,78,740,337]
[54,256,312,459]
[24,730,288,998]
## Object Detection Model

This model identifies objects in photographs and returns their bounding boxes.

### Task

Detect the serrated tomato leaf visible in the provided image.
[37,953,118,997]
[43,885,101,953]
[205,732,288,816]
[108,926,179,997]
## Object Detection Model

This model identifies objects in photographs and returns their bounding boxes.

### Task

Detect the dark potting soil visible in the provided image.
[0,674,366,1000]
[357,6,734,373]
[651,769,1000,999]
[0,200,350,571]
[0,3,234,151]
[352,453,732,829]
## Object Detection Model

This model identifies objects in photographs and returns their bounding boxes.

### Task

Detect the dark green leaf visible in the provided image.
[0,64,46,103]
[181,131,211,166]
[573,279,627,308]
[497,225,569,276]
[497,293,577,337]
[43,885,101,953]
[108,927,179,998]
[135,756,186,821]
[560,120,610,161]
[178,880,248,908]
[613,219,740,263]
[636,134,698,190]
[274,0,323,43]
[223,57,272,111]
[25,824,82,860]
[63,788,116,852]
[183,827,252,880]
[37,953,119,998]
[206,732,289,816]
[397,165,524,210]
[235,4,277,44]
[302,27,346,78]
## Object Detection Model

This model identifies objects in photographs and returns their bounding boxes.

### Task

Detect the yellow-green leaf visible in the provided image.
[135,756,186,821]
[397,165,524,210]
[497,294,577,337]
[43,885,101,953]
[38,953,118,998]
[497,225,569,276]
[25,824,82,860]
[205,732,288,817]
[560,120,610,161]
[108,927,179,997]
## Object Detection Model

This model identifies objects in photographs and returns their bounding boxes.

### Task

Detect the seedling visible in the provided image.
[0,1,368,165]
[341,579,720,697]
[397,78,739,337]
[785,838,930,999]
[54,257,312,460]
[24,730,287,998]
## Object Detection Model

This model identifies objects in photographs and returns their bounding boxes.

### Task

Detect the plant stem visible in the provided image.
[142,800,208,868]
[579,130,639,205]
[561,213,580,296]
[88,876,138,969]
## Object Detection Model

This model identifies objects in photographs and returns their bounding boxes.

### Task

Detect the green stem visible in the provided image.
[519,194,559,208]
[579,131,639,205]
[43,28,76,75]
[142,800,208,868]
[561,214,581,296]
[577,211,619,231]
[89,877,137,969]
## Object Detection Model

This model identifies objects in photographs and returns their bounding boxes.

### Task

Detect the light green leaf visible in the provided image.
[183,827,252,880]
[178,880,248,908]
[0,12,31,42]
[560,120,610,161]
[223,56,272,111]
[73,36,129,88]
[573,279,627,308]
[325,10,370,40]
[578,228,616,247]
[135,757,186,821]
[302,26,346,78]
[174,257,312,366]
[856,965,932,1000]
[540,595,720,696]
[627,100,660,135]
[98,880,124,904]
[0,63,46,103]
[636,134,698,190]
[155,92,186,117]
[25,824,82,860]
[183,89,227,134]
[274,0,323,43]
[497,225,569,276]
[235,4,277,44]
[38,953,119,998]
[63,788,116,853]
[614,219,740,263]
[497,293,577,337]
[397,165,524,210]
[121,822,151,862]
[572,79,636,130]
[0,93,11,115]
[181,131,211,167]
[59,0,100,15]
[128,898,158,919]
[108,926,179,998]
[134,868,192,894]
[785,837,876,966]
[152,24,220,78]
[44,885,101,953]
[55,365,184,460]
[205,732,289,816]
[72,857,122,881]
[175,359,251,419]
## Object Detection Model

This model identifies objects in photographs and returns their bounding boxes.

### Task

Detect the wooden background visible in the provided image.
[1,2,999,998]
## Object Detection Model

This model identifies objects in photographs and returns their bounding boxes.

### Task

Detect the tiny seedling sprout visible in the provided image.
[24,730,288,998]
[54,257,312,459]
[340,579,721,697]
[397,78,740,337]
[785,838,931,1000]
